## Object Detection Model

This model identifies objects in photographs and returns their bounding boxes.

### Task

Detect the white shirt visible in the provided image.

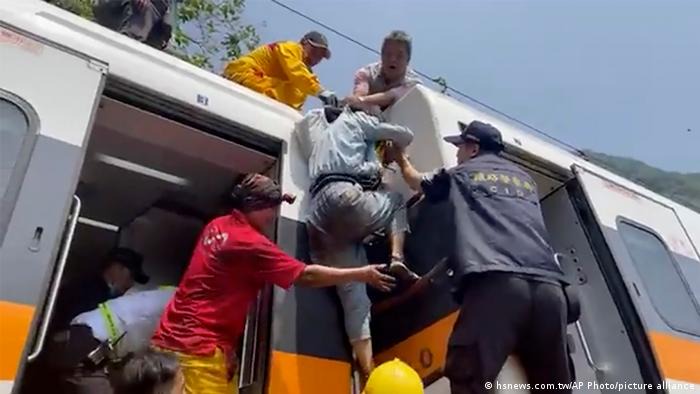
[71,287,174,356]
[125,283,152,295]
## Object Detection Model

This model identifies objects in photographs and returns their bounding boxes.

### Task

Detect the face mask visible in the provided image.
[106,282,122,297]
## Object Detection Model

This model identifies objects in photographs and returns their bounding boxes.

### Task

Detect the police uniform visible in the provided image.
[420,121,571,394]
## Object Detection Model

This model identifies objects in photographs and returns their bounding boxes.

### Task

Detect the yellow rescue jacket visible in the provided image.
[223,41,322,110]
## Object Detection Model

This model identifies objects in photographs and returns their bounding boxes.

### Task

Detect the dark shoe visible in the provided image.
[388,256,420,284]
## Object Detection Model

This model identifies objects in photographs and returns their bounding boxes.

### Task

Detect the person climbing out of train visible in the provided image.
[55,286,176,394]
[386,121,572,394]
[303,104,421,385]
[101,247,152,297]
[54,247,152,329]
[343,30,421,115]
[222,31,338,110]
[151,173,396,394]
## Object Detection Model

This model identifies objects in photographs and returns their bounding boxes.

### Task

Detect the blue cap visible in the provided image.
[443,120,504,153]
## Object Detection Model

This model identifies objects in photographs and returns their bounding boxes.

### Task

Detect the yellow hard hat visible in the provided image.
[364,358,424,394]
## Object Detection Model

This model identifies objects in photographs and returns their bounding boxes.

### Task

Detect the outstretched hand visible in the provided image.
[361,265,396,292]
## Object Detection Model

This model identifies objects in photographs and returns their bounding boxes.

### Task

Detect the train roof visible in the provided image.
[2,0,697,227]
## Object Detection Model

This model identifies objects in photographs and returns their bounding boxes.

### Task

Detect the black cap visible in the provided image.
[301,31,331,59]
[105,247,149,284]
[443,120,505,153]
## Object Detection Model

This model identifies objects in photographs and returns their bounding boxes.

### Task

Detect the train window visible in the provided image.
[618,221,700,335]
[0,99,28,194]
[0,91,38,244]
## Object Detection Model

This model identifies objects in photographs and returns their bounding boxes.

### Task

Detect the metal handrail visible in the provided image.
[238,292,263,387]
[554,253,602,373]
[28,195,81,361]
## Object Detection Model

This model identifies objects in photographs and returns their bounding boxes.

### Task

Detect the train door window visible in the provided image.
[0,90,38,243]
[618,220,700,335]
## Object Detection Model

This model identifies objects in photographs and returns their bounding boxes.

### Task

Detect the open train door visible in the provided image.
[570,165,700,391]
[0,24,105,393]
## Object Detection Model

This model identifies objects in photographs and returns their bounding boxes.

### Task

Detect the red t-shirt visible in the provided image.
[152,211,305,358]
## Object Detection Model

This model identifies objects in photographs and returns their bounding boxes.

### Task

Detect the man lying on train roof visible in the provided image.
[304,105,420,385]
[92,0,174,49]
[388,121,572,394]
[343,30,421,114]
[223,31,339,110]
[151,174,395,393]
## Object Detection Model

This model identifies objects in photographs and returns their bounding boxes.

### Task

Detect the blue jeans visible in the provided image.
[306,181,407,341]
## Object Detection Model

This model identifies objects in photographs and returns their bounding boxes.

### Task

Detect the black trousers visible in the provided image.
[444,273,571,394]
[93,0,171,48]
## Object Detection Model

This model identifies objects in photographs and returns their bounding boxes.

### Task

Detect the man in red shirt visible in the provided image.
[152,173,394,393]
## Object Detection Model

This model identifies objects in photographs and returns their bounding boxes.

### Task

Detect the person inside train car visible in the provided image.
[305,104,421,384]
[151,173,396,393]
[222,31,338,110]
[53,247,152,330]
[387,121,571,394]
[102,247,152,297]
[55,286,176,394]
[92,0,174,49]
[343,30,421,114]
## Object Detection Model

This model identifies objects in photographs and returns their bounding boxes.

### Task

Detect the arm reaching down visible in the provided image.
[351,65,419,109]
[274,42,323,96]
[345,92,396,110]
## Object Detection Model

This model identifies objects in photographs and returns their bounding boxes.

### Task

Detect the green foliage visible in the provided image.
[173,0,260,71]
[46,0,260,72]
[584,150,700,213]
[47,0,94,19]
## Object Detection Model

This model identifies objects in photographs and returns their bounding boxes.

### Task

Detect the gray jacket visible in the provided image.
[421,153,567,301]
[308,108,414,182]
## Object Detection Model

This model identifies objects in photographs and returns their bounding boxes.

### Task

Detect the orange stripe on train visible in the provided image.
[373,313,700,385]
[0,301,34,380]
[375,312,458,380]
[267,351,352,394]
[649,331,700,384]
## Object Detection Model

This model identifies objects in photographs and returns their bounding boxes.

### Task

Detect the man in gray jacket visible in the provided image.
[304,106,419,382]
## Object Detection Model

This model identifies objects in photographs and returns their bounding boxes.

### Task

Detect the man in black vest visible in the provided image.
[390,120,571,394]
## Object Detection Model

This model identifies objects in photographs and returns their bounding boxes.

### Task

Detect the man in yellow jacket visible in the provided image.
[223,31,336,110]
